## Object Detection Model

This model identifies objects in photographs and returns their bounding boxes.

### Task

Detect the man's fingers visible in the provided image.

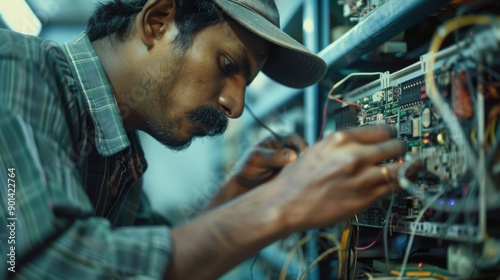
[363,164,402,204]
[327,125,397,145]
[352,162,400,190]
[258,133,308,154]
[250,147,298,168]
[283,133,308,154]
[360,139,406,165]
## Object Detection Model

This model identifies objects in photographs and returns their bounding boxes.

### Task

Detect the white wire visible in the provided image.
[398,191,445,280]
[330,72,384,97]
[383,193,396,273]
[366,273,418,280]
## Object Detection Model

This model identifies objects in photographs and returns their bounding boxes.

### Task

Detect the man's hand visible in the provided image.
[206,133,308,209]
[270,125,406,232]
[232,133,308,189]
[167,125,407,280]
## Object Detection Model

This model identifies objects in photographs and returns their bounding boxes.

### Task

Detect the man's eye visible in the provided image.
[223,56,238,75]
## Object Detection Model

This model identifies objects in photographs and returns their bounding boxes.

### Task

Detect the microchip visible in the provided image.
[400,121,412,135]
[334,106,358,130]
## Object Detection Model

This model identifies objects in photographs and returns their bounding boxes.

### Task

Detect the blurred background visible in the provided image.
[0,0,312,279]
[5,0,500,279]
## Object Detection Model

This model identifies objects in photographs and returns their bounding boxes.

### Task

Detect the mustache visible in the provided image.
[186,105,228,136]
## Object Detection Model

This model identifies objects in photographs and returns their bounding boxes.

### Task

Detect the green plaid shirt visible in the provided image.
[0,30,172,279]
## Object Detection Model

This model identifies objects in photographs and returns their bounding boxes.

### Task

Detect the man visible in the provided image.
[0,0,405,279]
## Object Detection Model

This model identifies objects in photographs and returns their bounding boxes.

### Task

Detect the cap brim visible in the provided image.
[214,0,327,88]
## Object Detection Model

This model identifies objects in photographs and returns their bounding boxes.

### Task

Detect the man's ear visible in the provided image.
[139,0,176,49]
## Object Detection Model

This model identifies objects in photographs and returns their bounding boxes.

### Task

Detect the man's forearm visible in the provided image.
[165,179,288,280]
[204,177,248,210]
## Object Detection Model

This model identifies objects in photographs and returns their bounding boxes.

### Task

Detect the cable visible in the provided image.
[317,72,384,141]
[486,105,500,151]
[279,232,340,280]
[484,64,500,82]
[398,155,481,213]
[352,215,360,279]
[339,223,353,279]
[426,15,500,170]
[317,93,331,142]
[424,16,500,243]
[318,232,341,247]
[426,16,495,185]
[279,235,313,280]
[299,246,341,280]
[250,250,260,280]
[318,232,342,278]
[365,273,414,280]
[355,230,383,251]
[328,72,384,98]
[487,112,500,167]
[398,191,445,280]
[384,194,396,273]
[244,104,283,145]
[330,97,363,113]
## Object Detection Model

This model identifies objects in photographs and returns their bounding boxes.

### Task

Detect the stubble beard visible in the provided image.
[141,58,228,151]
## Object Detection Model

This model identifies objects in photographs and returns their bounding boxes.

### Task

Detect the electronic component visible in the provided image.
[399,121,412,135]
[422,107,432,128]
[333,26,500,244]
[334,106,358,130]
[399,79,425,107]
[320,11,500,280]
[339,0,391,22]
[412,119,421,138]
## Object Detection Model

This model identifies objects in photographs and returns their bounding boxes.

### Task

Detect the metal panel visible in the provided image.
[303,0,321,146]
[319,0,450,71]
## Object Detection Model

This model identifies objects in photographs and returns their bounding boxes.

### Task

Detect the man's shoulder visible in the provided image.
[0,30,86,143]
[0,29,63,65]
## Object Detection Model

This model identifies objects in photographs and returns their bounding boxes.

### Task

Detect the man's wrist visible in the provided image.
[244,178,293,236]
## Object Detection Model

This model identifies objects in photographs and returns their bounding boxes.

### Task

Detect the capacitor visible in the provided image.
[413,198,419,210]
[437,132,446,145]
[413,119,421,137]
[422,107,431,128]
[412,146,420,155]
[452,71,473,118]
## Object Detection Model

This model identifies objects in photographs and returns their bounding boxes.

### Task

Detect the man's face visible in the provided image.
[133,20,269,150]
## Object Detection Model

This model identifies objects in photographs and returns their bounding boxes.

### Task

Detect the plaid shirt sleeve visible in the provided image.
[0,30,172,279]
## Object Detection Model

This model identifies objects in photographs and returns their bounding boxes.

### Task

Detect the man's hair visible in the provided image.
[86,0,225,50]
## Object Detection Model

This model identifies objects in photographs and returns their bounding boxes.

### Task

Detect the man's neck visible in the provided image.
[92,37,142,131]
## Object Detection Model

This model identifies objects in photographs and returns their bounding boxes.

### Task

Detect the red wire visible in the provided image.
[354,230,382,251]
[330,98,363,112]
[316,87,336,142]
[316,87,365,142]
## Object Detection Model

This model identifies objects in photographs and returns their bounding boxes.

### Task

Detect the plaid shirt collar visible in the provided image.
[61,32,130,156]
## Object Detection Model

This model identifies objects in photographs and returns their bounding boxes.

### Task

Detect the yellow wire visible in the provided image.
[471,127,477,147]
[279,235,313,280]
[278,232,341,280]
[318,231,343,277]
[427,15,500,104]
[352,215,360,279]
[426,15,500,103]
[425,15,500,175]
[490,117,497,145]
[339,222,353,278]
[298,246,341,280]
[487,106,500,149]
[317,232,341,247]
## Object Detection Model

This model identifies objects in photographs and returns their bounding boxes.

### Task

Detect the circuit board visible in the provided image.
[339,0,390,22]
[334,64,498,241]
